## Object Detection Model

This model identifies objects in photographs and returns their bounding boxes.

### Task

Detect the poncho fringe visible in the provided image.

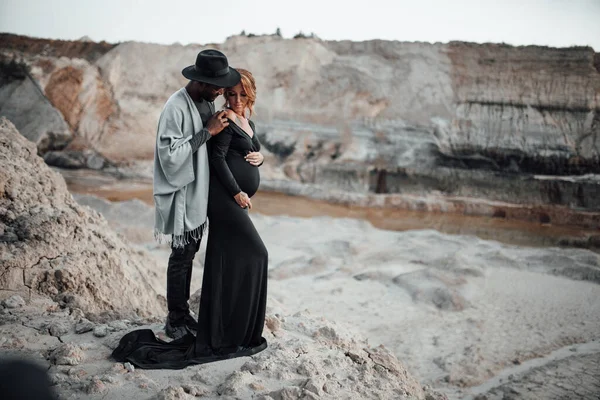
[154,220,208,249]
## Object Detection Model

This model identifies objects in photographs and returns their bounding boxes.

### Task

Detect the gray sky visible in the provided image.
[1,0,599,50]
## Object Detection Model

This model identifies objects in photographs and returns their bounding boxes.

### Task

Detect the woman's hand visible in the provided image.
[245,151,264,166]
[234,191,252,209]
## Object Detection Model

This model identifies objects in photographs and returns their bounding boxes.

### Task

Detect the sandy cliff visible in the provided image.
[1,33,599,215]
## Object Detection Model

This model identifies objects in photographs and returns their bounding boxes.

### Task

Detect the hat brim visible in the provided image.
[181,65,241,88]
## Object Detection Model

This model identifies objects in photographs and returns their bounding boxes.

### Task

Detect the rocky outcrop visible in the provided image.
[0,41,116,168]
[0,118,165,317]
[443,42,599,172]
[1,34,599,214]
[0,56,71,154]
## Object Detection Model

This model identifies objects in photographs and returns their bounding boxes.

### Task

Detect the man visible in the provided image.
[153,49,241,339]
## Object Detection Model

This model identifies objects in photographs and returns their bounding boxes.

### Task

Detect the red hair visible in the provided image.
[229,68,256,117]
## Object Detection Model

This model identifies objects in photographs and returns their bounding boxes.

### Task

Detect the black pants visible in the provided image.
[166,236,202,323]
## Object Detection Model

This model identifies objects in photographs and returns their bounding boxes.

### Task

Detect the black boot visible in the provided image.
[165,239,201,339]
[164,311,199,339]
[164,319,192,340]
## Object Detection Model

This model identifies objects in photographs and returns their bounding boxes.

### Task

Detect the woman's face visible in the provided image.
[225,83,248,116]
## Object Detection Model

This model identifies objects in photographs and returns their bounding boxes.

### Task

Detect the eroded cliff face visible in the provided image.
[1,33,598,213]
[0,56,71,154]
[443,42,599,172]
[0,35,117,169]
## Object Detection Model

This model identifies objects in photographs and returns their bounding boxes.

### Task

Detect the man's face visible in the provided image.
[199,83,224,102]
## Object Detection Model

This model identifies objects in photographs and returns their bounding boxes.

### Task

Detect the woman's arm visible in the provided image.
[208,128,242,197]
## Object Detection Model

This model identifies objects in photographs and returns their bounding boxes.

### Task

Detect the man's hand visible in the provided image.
[244,151,264,166]
[206,110,229,136]
[234,191,252,209]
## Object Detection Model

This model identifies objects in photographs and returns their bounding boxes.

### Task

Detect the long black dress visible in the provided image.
[112,119,268,369]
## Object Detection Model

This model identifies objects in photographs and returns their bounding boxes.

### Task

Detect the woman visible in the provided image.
[196,68,268,356]
[112,69,268,369]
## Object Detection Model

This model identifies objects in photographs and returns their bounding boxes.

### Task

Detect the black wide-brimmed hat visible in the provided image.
[182,49,241,87]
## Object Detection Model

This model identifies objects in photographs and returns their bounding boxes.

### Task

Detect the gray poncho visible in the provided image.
[153,88,209,248]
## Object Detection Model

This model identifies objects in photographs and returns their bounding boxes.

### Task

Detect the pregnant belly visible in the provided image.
[227,155,260,197]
